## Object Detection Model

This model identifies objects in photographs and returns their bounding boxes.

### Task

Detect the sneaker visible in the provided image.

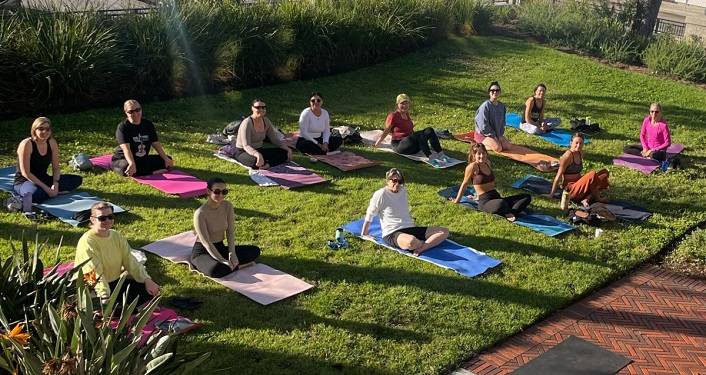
[660,160,670,172]
[4,196,21,212]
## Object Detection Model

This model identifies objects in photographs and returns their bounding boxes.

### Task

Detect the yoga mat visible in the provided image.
[452,132,559,172]
[511,335,631,375]
[142,231,314,305]
[506,113,587,147]
[512,175,653,222]
[213,153,279,186]
[437,186,574,237]
[253,162,328,189]
[612,144,684,174]
[90,155,207,198]
[308,151,380,171]
[0,166,15,192]
[342,217,501,278]
[360,130,464,169]
[36,192,127,227]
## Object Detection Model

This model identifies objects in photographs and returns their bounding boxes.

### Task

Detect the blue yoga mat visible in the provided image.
[438,186,575,237]
[511,175,652,222]
[0,166,126,226]
[506,113,588,148]
[342,217,501,278]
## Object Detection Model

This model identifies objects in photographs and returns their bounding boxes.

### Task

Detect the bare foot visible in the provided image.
[504,213,516,222]
[238,261,256,269]
[152,169,168,175]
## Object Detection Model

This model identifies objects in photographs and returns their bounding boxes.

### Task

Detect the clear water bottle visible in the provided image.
[335,228,343,242]
[560,190,570,212]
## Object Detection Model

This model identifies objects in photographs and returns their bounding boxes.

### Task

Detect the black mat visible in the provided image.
[511,336,631,375]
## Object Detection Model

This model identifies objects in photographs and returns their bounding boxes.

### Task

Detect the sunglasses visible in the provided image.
[253,105,267,110]
[211,188,229,196]
[310,98,322,103]
[126,108,142,114]
[388,178,402,184]
[93,214,114,222]
[489,89,501,93]
[650,110,660,113]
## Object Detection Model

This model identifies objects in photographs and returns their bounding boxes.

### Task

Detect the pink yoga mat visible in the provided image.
[613,144,684,174]
[254,162,328,189]
[90,154,207,198]
[142,231,314,305]
[309,151,380,172]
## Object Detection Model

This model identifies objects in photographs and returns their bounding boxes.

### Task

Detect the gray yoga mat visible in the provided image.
[511,336,631,375]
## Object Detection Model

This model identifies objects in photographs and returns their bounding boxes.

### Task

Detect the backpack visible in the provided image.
[68,153,93,171]
[332,125,362,144]
[223,115,246,137]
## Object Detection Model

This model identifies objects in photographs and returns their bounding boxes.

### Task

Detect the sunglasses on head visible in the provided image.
[211,188,229,196]
[253,105,267,110]
[126,108,142,114]
[310,98,322,103]
[93,214,114,222]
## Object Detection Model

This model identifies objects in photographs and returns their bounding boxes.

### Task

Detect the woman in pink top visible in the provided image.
[623,103,671,162]
[374,93,449,166]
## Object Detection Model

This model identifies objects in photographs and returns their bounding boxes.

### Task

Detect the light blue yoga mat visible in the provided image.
[506,113,588,148]
[437,186,574,237]
[342,217,501,278]
[0,166,126,226]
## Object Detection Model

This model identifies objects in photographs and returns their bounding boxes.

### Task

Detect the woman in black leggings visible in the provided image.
[453,142,531,221]
[191,177,261,278]
[374,93,450,166]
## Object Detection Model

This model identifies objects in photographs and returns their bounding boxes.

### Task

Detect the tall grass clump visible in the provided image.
[449,0,495,36]
[643,35,706,82]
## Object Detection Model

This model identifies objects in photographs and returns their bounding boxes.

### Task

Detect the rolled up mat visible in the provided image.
[307,151,380,171]
[342,217,501,278]
[511,175,652,222]
[612,144,684,174]
[438,186,574,237]
[89,155,207,198]
[142,231,314,305]
[359,129,464,169]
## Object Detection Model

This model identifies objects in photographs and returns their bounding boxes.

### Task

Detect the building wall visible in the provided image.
[660,0,706,39]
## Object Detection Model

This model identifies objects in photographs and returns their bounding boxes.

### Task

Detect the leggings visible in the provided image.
[623,144,666,162]
[111,155,170,177]
[391,127,441,157]
[108,278,153,307]
[234,147,288,169]
[296,135,343,155]
[477,190,531,216]
[191,241,261,278]
[14,174,83,212]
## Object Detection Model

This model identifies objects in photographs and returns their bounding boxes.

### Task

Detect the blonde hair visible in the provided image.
[30,117,53,140]
[90,201,114,216]
[123,99,141,112]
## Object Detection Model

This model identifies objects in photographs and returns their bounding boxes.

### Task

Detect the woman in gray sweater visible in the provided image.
[234,99,292,169]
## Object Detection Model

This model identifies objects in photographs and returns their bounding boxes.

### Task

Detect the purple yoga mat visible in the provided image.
[254,162,327,189]
[90,154,207,198]
[613,144,684,174]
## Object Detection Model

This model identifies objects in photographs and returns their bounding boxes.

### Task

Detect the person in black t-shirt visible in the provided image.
[111,100,174,177]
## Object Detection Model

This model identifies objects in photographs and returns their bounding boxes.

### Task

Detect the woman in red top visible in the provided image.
[374,94,449,166]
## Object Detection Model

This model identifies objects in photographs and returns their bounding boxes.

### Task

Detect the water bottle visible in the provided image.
[335,228,343,242]
[560,190,570,212]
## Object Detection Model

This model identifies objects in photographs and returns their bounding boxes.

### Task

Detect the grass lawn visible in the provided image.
[1,35,706,374]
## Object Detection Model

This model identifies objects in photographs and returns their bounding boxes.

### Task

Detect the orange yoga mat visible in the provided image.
[454,132,558,172]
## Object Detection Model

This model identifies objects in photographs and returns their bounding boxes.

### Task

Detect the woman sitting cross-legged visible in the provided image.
[75,202,160,306]
[453,142,531,222]
[374,93,450,166]
[548,133,609,206]
[520,83,557,135]
[361,168,449,256]
[623,102,679,169]
[234,99,292,170]
[14,117,83,214]
[295,92,343,155]
[191,177,261,278]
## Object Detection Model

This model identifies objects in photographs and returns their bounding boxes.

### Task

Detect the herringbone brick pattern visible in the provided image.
[463,265,706,375]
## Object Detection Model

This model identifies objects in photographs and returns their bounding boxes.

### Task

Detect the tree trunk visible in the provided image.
[639,0,663,38]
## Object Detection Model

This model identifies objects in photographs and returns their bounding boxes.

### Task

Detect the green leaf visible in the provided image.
[145,353,173,374]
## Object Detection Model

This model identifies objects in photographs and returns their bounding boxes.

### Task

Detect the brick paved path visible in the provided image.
[462,265,706,375]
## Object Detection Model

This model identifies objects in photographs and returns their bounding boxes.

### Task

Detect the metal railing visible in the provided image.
[654,18,686,37]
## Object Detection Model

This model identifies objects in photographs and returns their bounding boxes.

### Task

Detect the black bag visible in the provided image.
[223,116,246,137]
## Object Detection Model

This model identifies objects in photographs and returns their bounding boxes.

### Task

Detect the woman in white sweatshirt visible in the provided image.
[295,92,343,155]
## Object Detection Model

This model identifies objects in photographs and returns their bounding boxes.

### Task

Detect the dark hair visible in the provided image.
[572,132,585,141]
[534,83,547,94]
[251,98,265,106]
[488,81,501,92]
[468,142,487,163]
[309,92,323,100]
[207,177,226,190]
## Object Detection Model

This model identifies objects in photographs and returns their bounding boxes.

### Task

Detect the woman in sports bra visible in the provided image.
[453,142,531,221]
[548,133,609,206]
[520,84,555,135]
[13,117,83,214]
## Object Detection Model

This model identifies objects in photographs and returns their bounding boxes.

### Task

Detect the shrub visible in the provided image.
[643,35,706,82]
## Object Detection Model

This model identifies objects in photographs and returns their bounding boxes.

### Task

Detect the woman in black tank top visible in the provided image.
[13,117,82,213]
[521,84,554,134]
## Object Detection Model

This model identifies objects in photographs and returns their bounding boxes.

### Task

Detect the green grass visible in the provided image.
[2,35,706,374]
[665,228,706,277]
